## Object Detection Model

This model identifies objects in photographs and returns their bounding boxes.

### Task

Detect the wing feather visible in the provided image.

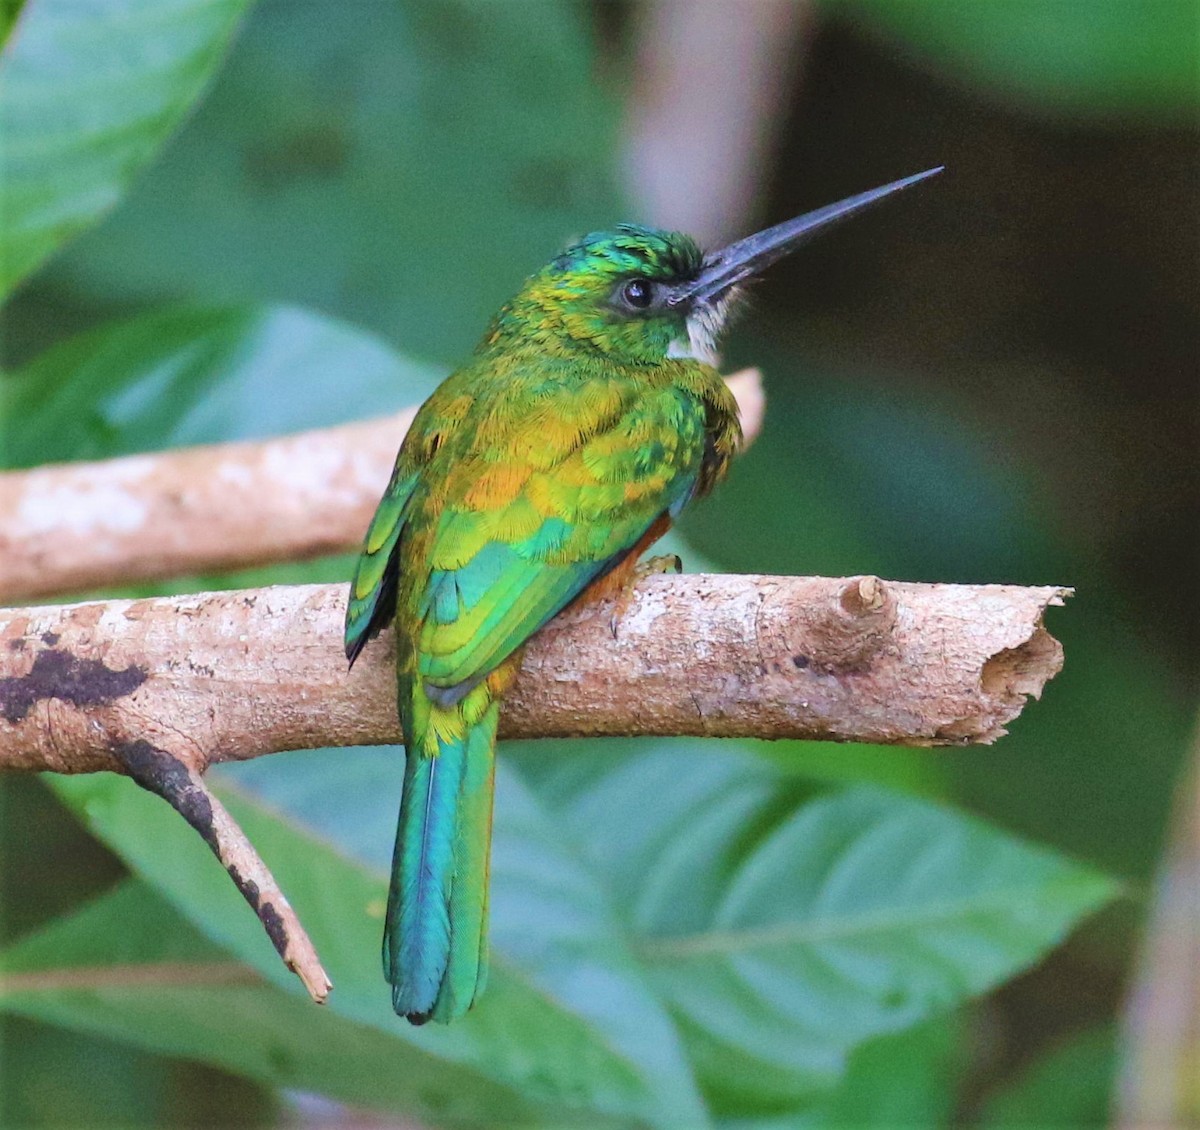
[345,464,419,665]
[408,386,708,695]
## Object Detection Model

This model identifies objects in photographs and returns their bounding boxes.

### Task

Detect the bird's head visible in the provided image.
[484,167,943,367]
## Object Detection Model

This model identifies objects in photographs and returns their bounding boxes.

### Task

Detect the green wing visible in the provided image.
[410,388,709,699]
[417,508,651,694]
[345,463,419,665]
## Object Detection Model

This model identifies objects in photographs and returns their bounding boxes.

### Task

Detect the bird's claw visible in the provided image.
[609,555,684,638]
[646,554,684,577]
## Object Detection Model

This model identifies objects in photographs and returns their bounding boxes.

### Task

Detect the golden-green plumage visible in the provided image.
[345,168,943,1023]
[346,224,739,1023]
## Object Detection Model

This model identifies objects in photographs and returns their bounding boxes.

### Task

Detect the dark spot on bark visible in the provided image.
[227,864,261,908]
[792,654,810,669]
[112,740,217,853]
[210,855,285,959]
[8,639,25,651]
[0,649,147,723]
[40,632,60,646]
[809,658,871,678]
[259,901,289,958]
[241,877,261,908]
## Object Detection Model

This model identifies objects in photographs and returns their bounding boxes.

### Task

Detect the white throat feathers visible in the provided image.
[667,289,738,366]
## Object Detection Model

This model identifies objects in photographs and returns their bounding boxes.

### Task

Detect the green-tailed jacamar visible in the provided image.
[346,166,943,1023]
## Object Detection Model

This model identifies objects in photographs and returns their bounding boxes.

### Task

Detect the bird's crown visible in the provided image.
[549,224,703,284]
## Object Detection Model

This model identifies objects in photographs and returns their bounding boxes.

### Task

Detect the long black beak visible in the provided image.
[668,166,944,307]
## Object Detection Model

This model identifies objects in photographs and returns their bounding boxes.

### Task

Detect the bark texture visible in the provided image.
[0,574,1069,776]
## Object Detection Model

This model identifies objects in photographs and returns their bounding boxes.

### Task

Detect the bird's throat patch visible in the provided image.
[668,292,737,366]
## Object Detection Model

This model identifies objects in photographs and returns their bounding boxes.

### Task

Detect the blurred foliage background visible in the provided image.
[1,0,1196,1126]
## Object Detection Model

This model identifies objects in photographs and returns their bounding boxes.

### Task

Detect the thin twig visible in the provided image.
[111,738,331,1002]
[625,0,813,241]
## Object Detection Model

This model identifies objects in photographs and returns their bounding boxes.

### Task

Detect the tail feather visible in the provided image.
[429,705,498,1022]
[385,734,465,1019]
[384,701,498,1023]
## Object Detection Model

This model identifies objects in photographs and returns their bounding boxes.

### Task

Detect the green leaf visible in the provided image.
[523,746,1118,1113]
[2,303,442,469]
[25,0,623,364]
[842,0,1199,121]
[0,776,275,1129]
[977,1025,1115,1129]
[1,2,24,46]
[45,767,707,1126]
[717,1013,966,1129]
[0,0,253,298]
[225,748,708,1124]
[809,1012,965,1128]
[0,881,553,1124]
[0,1013,276,1129]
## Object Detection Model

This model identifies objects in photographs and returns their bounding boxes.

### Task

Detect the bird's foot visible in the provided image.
[609,554,683,639]
[640,553,684,578]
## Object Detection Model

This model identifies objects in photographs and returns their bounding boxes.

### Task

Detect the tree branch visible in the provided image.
[624,0,812,243]
[0,573,1068,999]
[1,575,1068,777]
[0,370,764,603]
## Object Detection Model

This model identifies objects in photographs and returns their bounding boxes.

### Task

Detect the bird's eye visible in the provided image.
[620,278,654,309]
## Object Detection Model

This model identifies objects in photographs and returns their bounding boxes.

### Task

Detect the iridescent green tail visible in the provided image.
[383,702,497,1024]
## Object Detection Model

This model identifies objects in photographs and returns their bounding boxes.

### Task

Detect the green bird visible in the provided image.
[345,166,942,1024]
